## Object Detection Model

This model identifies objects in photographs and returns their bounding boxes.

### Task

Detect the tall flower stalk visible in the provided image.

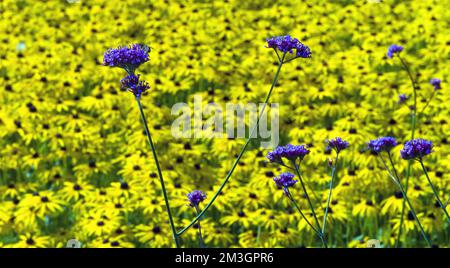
[187,190,207,247]
[368,137,432,247]
[291,163,325,247]
[176,36,312,236]
[387,44,418,247]
[419,160,450,220]
[136,98,180,247]
[400,139,450,221]
[322,138,348,240]
[267,141,348,248]
[103,44,180,247]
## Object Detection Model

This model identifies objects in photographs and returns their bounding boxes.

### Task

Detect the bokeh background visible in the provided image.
[0,0,448,248]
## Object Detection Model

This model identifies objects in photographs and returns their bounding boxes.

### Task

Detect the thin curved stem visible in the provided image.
[445,196,450,208]
[136,98,180,248]
[286,189,326,248]
[387,152,400,182]
[292,161,325,247]
[396,54,418,248]
[285,189,320,235]
[378,155,432,247]
[322,153,339,235]
[390,152,408,248]
[194,206,205,248]
[419,160,450,221]
[419,90,436,115]
[397,55,417,139]
[177,53,287,236]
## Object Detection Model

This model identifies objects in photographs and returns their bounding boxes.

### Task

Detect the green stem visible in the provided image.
[194,206,205,248]
[378,155,432,247]
[177,53,287,236]
[419,90,436,115]
[136,98,180,248]
[322,153,339,236]
[292,161,326,247]
[387,152,400,182]
[286,189,326,248]
[396,54,417,248]
[419,160,450,221]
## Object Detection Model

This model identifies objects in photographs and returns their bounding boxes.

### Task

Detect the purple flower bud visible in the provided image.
[398,94,408,103]
[430,78,441,90]
[387,44,403,59]
[326,137,349,153]
[273,172,297,194]
[187,190,206,207]
[120,74,150,98]
[328,159,333,167]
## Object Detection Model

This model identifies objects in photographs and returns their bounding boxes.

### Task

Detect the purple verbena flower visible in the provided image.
[326,137,349,153]
[367,137,397,153]
[387,44,403,59]
[266,35,311,58]
[103,44,150,73]
[267,146,285,163]
[282,144,310,160]
[267,144,310,163]
[400,138,433,160]
[398,94,408,103]
[430,78,441,90]
[187,190,206,207]
[273,172,297,194]
[120,74,150,98]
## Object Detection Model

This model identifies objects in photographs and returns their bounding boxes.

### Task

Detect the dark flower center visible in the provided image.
[120,182,129,190]
[394,191,403,199]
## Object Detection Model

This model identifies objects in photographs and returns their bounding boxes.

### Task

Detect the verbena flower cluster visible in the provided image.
[387,44,403,58]
[103,44,151,98]
[273,173,297,194]
[187,190,207,207]
[267,144,310,163]
[398,94,408,103]
[326,137,349,153]
[367,137,398,153]
[121,74,150,98]
[430,78,441,90]
[103,44,150,72]
[2,0,448,249]
[400,139,433,160]
[266,35,312,58]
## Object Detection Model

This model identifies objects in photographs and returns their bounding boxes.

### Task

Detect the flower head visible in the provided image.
[430,78,441,90]
[273,172,297,194]
[326,137,349,153]
[266,35,311,58]
[187,190,206,207]
[267,144,310,163]
[387,44,403,58]
[367,137,397,153]
[120,74,150,98]
[400,139,433,160]
[267,146,285,163]
[398,94,408,103]
[103,44,150,72]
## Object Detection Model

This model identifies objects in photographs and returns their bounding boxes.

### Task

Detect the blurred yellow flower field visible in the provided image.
[0,0,448,248]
